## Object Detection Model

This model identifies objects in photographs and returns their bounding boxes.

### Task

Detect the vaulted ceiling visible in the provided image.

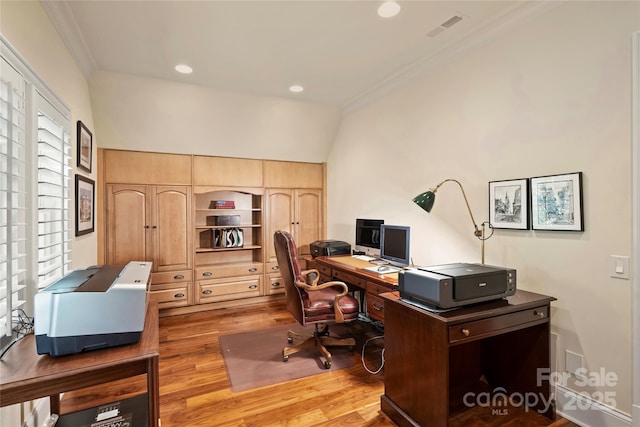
[43,1,555,110]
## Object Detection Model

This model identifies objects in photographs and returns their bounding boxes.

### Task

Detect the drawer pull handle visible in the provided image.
[534,310,545,318]
[272,265,280,270]
[174,293,185,298]
[249,267,257,272]
[272,282,281,287]
[203,289,213,295]
[174,274,184,279]
[249,284,258,289]
[203,272,212,277]
[461,328,470,337]
[372,302,383,311]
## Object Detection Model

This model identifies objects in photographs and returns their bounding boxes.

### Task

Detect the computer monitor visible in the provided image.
[355,218,384,256]
[379,224,411,267]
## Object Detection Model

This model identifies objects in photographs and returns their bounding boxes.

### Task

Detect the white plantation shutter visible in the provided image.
[1,38,71,349]
[36,97,72,289]
[0,57,27,340]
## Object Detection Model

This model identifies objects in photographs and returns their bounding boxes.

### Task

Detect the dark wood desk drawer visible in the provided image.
[318,264,332,277]
[449,305,549,344]
[367,281,394,296]
[332,270,365,288]
[367,294,386,321]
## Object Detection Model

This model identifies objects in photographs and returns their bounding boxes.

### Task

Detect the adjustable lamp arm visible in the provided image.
[425,179,482,238]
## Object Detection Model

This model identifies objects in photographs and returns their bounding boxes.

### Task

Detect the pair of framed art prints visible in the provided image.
[75,120,94,237]
[488,172,584,232]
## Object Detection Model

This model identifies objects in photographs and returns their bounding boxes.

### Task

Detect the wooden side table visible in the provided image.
[0,301,160,426]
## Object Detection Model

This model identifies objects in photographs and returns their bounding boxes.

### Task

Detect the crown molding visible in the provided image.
[342,0,566,114]
[40,0,96,79]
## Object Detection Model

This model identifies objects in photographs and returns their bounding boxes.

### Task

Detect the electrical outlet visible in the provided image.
[565,350,584,379]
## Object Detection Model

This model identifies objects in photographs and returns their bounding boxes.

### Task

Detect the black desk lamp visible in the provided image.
[413,178,493,264]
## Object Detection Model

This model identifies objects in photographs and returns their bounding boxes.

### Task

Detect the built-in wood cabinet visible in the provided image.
[106,185,192,271]
[99,149,325,315]
[193,187,264,304]
[105,184,193,309]
[265,189,323,262]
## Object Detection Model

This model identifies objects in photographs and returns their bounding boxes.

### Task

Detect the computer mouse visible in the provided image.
[378,266,389,272]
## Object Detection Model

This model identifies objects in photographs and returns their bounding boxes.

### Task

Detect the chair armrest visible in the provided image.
[295,279,349,323]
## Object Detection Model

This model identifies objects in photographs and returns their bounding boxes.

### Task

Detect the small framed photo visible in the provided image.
[75,174,95,236]
[530,172,584,231]
[489,178,529,230]
[77,120,93,173]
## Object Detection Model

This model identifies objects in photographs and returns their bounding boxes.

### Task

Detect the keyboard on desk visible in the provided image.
[352,255,377,262]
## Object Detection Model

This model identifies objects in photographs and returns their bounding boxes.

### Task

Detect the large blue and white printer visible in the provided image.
[34,261,152,356]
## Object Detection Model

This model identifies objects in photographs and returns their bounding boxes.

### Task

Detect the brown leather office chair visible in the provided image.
[273,230,359,369]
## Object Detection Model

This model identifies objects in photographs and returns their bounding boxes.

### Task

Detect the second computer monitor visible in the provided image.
[379,224,410,267]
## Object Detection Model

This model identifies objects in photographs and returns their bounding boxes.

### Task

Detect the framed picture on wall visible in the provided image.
[77,120,93,173]
[75,174,95,236]
[489,178,529,230]
[530,172,584,231]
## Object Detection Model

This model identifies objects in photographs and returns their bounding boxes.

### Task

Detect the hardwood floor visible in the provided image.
[60,299,580,426]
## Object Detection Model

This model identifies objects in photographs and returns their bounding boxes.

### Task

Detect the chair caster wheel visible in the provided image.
[324,360,331,369]
[283,355,289,362]
[287,337,293,344]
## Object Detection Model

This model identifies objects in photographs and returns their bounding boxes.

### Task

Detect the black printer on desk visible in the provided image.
[399,263,516,309]
[310,240,351,258]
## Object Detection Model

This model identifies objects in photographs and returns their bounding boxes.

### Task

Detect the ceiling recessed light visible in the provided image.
[289,85,304,93]
[378,1,400,18]
[174,64,193,74]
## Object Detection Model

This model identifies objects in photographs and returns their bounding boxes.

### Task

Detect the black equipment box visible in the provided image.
[310,240,351,258]
[399,263,516,309]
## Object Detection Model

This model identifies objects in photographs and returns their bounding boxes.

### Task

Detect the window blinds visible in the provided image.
[0,57,27,339]
[1,39,71,347]
[36,97,72,289]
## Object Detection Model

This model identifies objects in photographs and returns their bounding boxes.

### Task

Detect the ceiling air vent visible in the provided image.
[427,15,464,38]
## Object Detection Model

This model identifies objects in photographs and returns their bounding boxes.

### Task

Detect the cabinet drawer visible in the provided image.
[449,305,549,344]
[367,294,386,322]
[317,264,332,277]
[151,270,192,285]
[149,283,190,309]
[266,261,281,274]
[266,274,285,295]
[196,263,263,279]
[332,270,365,288]
[196,277,262,304]
[367,281,394,296]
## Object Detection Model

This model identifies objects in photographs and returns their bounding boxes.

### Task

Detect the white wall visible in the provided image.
[1,0,97,271]
[89,70,342,162]
[328,0,637,418]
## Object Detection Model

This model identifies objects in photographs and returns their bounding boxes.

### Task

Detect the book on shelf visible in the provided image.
[209,200,235,209]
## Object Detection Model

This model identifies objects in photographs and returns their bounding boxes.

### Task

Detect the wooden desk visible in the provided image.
[0,300,160,427]
[380,290,556,426]
[314,255,399,321]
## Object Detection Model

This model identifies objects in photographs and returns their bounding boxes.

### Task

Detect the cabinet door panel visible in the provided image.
[296,189,322,256]
[153,186,192,271]
[265,189,294,263]
[106,185,150,264]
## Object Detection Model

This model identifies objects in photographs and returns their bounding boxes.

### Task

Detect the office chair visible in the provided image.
[273,230,359,369]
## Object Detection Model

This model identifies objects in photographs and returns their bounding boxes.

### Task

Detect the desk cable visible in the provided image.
[0,309,34,359]
[361,335,385,374]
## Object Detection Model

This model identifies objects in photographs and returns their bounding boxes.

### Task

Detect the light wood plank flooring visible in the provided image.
[60,299,580,426]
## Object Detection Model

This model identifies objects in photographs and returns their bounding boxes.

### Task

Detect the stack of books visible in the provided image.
[210,200,235,209]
